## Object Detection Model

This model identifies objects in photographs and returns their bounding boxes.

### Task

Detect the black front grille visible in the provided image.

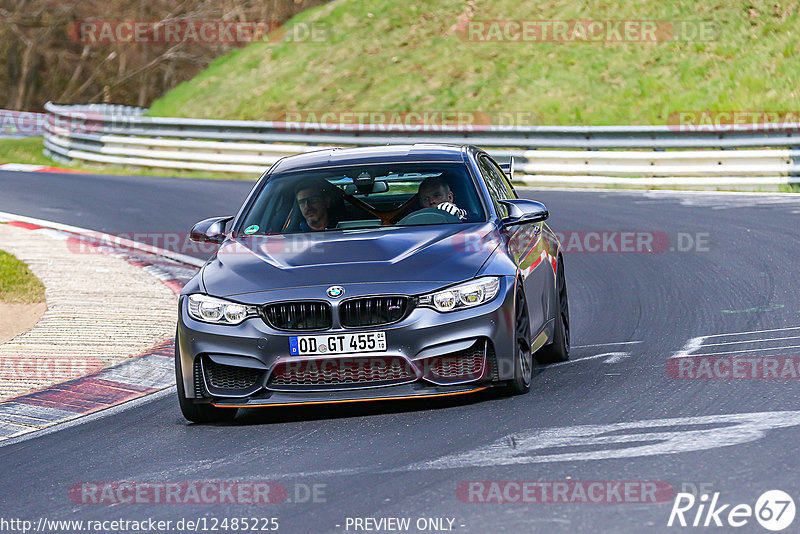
[203,358,264,391]
[340,296,408,327]
[261,301,331,331]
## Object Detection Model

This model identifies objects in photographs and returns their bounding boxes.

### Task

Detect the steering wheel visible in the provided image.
[340,193,420,225]
[396,207,462,225]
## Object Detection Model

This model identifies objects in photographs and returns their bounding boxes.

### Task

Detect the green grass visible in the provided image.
[0,137,60,167]
[0,137,257,181]
[148,0,800,125]
[0,248,45,304]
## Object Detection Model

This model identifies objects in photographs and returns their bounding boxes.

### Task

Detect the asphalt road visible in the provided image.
[1,169,799,533]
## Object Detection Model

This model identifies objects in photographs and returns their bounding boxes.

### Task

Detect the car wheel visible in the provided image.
[175,334,238,423]
[535,256,570,364]
[505,284,533,395]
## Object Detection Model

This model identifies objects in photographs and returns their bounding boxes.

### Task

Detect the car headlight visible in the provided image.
[418,277,501,312]
[187,294,258,325]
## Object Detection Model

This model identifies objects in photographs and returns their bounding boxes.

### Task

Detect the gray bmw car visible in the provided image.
[176,144,569,422]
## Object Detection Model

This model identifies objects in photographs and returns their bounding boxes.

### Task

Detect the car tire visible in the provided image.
[175,334,238,423]
[505,284,533,395]
[535,256,570,364]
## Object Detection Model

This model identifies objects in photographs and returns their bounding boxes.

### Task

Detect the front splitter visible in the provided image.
[212,383,488,408]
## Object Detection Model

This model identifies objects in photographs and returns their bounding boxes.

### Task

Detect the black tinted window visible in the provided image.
[478,155,515,217]
[239,163,486,235]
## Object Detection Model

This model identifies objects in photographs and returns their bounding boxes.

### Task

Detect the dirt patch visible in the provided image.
[0,302,46,344]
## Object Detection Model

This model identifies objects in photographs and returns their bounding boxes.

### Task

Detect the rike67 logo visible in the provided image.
[668,490,795,531]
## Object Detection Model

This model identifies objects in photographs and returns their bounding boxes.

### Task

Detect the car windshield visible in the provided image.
[238,162,486,235]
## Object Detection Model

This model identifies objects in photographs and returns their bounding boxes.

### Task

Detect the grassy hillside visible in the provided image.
[148,0,800,125]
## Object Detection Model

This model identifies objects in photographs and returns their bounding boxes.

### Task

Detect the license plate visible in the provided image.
[289,332,386,356]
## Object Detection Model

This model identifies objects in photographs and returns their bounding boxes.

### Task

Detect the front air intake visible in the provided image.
[201,356,265,396]
[267,356,417,391]
[417,339,488,385]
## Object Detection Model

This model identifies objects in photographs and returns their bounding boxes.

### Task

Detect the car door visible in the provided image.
[477,154,550,339]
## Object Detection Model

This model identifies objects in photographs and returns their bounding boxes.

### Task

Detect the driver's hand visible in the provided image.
[436,202,467,221]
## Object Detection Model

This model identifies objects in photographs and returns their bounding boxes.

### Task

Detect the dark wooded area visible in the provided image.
[1,0,327,111]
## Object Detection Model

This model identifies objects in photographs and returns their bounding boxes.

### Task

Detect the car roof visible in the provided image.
[270,144,473,173]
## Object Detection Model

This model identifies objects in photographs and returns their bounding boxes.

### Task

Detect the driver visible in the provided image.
[295,181,339,231]
[417,175,467,220]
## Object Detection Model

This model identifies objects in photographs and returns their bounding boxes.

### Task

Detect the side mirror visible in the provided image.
[499,199,548,226]
[190,216,234,244]
[499,157,515,181]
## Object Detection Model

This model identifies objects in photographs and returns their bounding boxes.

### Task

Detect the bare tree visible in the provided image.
[0,0,328,111]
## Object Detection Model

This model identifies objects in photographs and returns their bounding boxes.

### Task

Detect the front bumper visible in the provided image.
[177,277,517,406]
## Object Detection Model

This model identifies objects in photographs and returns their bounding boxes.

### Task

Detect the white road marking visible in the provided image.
[268,467,375,479]
[0,164,45,172]
[672,326,800,358]
[702,325,800,339]
[672,336,706,359]
[601,352,631,364]
[32,228,69,240]
[700,334,800,348]
[548,352,630,368]
[399,411,800,470]
[572,341,642,348]
[685,344,800,357]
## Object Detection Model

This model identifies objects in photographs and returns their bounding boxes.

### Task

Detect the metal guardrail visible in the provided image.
[42,102,800,187]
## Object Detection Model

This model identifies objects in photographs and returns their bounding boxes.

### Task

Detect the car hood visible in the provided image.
[202,223,499,298]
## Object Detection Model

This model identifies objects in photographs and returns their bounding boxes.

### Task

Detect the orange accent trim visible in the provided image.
[212,387,487,408]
